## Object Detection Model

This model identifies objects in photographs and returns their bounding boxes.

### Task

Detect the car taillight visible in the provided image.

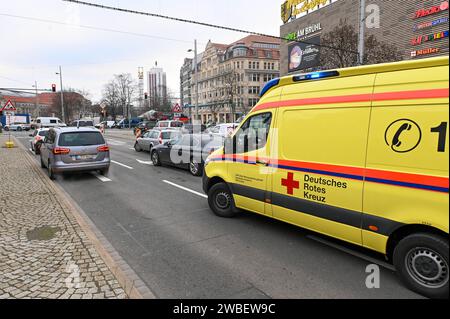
[53,147,70,155]
[97,145,110,152]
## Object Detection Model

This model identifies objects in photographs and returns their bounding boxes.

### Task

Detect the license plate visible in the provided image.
[72,155,96,161]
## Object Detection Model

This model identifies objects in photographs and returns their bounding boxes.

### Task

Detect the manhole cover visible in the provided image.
[26,226,61,241]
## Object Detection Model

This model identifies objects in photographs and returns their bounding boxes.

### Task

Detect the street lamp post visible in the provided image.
[33,81,40,117]
[188,39,199,124]
[56,66,65,123]
[358,0,366,65]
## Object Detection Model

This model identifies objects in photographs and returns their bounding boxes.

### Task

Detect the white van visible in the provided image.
[34,117,67,129]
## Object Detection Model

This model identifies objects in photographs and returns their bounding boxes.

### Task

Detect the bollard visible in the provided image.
[5,141,15,148]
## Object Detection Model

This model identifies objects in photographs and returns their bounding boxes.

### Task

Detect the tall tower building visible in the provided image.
[147,67,167,108]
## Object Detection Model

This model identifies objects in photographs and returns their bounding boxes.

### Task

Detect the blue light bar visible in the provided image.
[260,78,280,97]
[293,70,339,82]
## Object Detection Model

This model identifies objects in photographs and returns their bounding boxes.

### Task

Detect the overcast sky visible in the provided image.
[0,0,282,103]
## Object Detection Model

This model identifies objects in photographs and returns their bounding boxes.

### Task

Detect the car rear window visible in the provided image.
[170,122,183,128]
[161,132,178,139]
[38,131,49,137]
[59,132,105,146]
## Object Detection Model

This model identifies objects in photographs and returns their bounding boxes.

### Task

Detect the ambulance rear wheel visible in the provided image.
[208,183,238,218]
[393,233,449,299]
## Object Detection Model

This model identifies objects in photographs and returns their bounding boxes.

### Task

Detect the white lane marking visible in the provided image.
[307,235,395,271]
[136,159,153,166]
[163,180,208,199]
[129,148,136,151]
[91,172,112,182]
[111,160,134,170]
[107,139,126,146]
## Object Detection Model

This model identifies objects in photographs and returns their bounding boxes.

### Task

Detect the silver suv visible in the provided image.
[40,127,110,179]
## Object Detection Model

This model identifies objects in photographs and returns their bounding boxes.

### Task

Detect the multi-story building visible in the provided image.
[188,35,280,124]
[0,89,54,118]
[280,0,449,76]
[180,58,193,108]
[147,67,167,107]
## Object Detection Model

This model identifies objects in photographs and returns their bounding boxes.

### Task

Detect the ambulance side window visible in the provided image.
[234,112,272,153]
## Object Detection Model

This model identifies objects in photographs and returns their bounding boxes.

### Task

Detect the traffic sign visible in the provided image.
[1,100,16,112]
[172,104,182,113]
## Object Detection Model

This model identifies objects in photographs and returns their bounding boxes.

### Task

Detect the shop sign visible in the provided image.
[414,17,449,31]
[285,23,322,41]
[411,48,440,57]
[411,30,449,45]
[282,0,339,24]
[414,1,449,19]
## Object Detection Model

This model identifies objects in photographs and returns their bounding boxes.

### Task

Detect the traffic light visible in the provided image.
[144,93,148,100]
[51,84,56,92]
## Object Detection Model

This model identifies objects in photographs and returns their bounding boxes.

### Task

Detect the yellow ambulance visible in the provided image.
[203,56,449,299]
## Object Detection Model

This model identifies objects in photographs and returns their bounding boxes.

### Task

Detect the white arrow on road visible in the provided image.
[136,159,153,166]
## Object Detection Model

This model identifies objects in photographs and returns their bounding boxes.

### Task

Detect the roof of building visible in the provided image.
[229,34,281,47]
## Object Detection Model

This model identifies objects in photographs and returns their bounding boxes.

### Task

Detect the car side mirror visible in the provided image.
[164,141,172,147]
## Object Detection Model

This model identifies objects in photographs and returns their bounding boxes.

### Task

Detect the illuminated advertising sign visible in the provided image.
[285,23,322,41]
[414,1,449,19]
[414,17,449,31]
[288,36,321,72]
[282,0,338,24]
[411,30,449,45]
[411,48,440,57]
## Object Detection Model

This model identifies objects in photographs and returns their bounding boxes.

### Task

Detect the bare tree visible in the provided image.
[220,69,240,123]
[49,88,92,122]
[102,81,121,120]
[320,19,403,69]
[114,73,138,121]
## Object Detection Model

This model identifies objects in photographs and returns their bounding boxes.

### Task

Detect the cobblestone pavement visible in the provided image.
[0,136,127,299]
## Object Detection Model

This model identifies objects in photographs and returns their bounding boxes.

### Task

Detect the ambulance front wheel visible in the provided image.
[393,233,449,299]
[208,183,239,218]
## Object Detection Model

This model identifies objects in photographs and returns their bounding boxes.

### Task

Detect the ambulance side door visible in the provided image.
[270,74,376,246]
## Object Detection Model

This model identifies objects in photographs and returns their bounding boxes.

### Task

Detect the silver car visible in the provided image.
[134,129,182,152]
[39,127,110,179]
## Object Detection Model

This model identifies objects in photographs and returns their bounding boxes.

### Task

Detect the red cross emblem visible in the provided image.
[282,172,300,195]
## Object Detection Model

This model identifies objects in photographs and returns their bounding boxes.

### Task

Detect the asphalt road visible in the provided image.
[12,130,422,299]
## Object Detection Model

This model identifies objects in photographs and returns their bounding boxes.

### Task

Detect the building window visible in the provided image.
[248,73,260,82]
[248,86,260,95]
[248,98,259,107]
[233,48,247,57]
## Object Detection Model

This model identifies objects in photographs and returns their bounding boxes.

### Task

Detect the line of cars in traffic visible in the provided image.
[134,121,239,176]
[26,118,239,179]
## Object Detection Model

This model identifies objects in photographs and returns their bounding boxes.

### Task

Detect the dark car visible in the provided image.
[134,120,157,135]
[69,120,95,127]
[117,118,142,129]
[182,124,207,134]
[150,134,224,176]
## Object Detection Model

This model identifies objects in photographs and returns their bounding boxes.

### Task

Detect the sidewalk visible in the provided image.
[0,135,127,299]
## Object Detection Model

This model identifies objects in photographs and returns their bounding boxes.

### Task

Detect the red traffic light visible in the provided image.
[51,84,56,92]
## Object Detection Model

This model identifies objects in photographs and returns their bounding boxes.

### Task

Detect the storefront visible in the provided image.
[280,0,449,75]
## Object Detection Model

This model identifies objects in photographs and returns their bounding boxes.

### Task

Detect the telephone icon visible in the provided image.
[392,123,412,148]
